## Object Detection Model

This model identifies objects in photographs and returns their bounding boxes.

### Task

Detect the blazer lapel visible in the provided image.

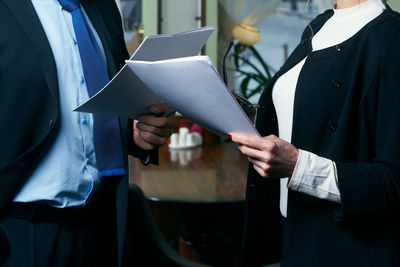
[4,0,59,106]
[276,10,334,77]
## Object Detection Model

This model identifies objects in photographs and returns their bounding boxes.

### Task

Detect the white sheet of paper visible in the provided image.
[74,26,214,117]
[126,56,260,137]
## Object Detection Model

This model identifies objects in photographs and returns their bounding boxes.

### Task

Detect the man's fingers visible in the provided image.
[139,130,167,147]
[136,121,172,137]
[134,106,176,151]
[138,115,173,128]
[150,103,172,115]
[137,141,155,151]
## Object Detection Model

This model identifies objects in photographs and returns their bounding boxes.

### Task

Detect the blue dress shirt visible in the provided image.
[13,0,109,207]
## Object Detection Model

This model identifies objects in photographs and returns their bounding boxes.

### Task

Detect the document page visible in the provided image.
[126,56,260,137]
[74,26,214,117]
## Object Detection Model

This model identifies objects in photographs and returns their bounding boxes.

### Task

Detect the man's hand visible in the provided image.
[230,134,299,178]
[133,103,175,150]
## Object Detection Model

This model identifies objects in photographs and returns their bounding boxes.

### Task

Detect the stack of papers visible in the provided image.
[75,27,259,137]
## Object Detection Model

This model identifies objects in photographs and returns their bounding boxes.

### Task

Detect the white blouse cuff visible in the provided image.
[288,149,341,203]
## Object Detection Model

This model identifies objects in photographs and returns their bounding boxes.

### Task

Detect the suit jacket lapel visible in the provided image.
[4,0,59,106]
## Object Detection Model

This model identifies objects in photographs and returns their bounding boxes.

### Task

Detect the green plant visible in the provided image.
[232,43,272,100]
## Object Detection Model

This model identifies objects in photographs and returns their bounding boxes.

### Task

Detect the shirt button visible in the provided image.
[49,119,54,128]
[329,122,338,132]
[85,158,90,164]
[73,39,77,45]
[82,116,87,124]
[332,80,342,88]
[81,77,85,84]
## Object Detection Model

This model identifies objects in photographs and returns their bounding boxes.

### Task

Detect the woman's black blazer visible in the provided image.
[243,6,400,267]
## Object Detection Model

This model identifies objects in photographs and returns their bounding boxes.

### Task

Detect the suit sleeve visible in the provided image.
[335,27,400,221]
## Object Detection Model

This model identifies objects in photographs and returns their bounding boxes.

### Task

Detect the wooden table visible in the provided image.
[129,142,248,204]
[129,142,249,266]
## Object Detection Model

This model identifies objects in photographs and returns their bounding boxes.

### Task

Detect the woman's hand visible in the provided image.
[134,103,175,150]
[230,134,299,178]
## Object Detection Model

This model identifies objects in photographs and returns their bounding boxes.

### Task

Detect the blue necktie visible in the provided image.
[58,0,125,178]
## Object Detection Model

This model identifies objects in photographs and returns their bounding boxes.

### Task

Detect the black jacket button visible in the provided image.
[335,45,342,52]
[332,80,342,88]
[301,38,308,45]
[329,122,338,132]
[49,119,54,128]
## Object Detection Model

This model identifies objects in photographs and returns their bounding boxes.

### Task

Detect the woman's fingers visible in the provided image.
[253,164,268,178]
[231,134,278,151]
[231,133,299,178]
[238,144,274,163]
[248,157,271,176]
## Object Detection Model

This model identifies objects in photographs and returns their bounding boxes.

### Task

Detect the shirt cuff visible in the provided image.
[288,149,341,203]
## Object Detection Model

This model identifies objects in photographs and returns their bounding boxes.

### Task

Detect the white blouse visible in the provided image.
[272,0,386,217]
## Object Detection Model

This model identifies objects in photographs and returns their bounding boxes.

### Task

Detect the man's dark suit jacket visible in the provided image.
[243,6,400,267]
[0,0,144,265]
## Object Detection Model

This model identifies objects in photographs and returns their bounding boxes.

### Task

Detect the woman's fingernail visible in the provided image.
[227,134,232,140]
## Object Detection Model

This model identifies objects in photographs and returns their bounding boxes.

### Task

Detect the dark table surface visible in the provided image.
[129,141,248,204]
